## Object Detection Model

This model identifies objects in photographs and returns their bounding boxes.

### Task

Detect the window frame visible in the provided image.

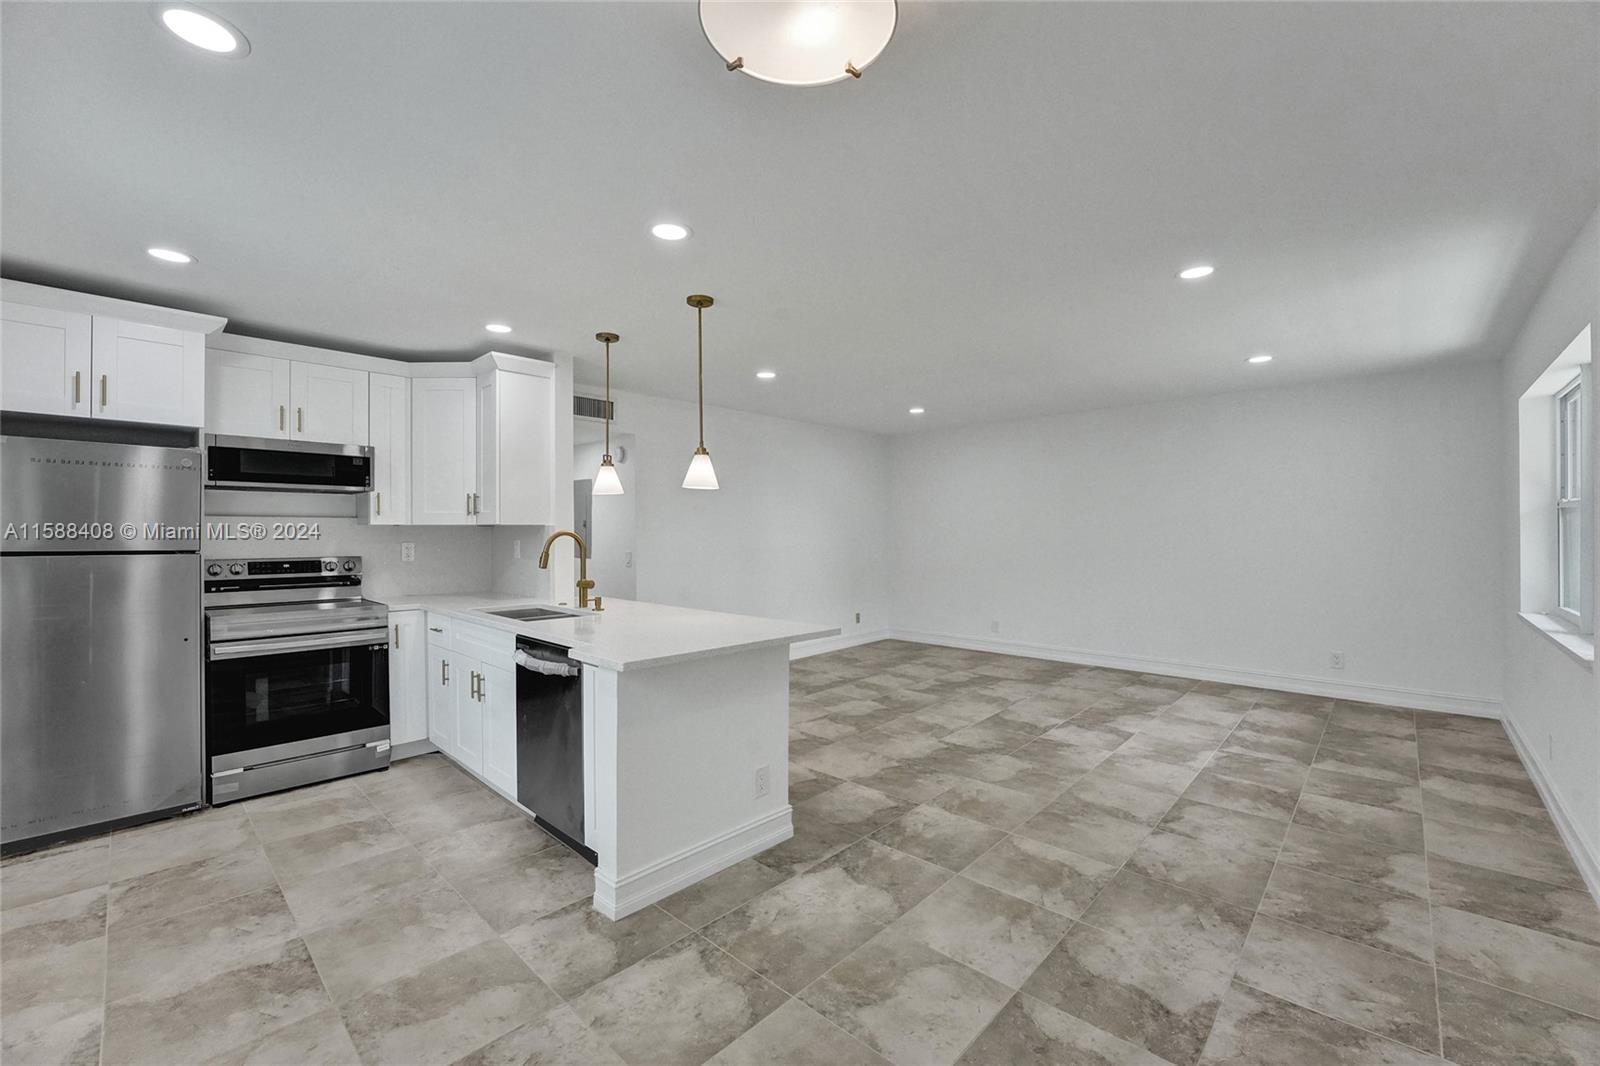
[1554,369,1589,630]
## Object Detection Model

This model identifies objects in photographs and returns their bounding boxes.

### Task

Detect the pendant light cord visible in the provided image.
[697,305,706,447]
[603,337,612,455]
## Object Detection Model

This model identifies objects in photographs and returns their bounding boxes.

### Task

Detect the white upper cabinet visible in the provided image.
[91,318,206,427]
[477,365,554,526]
[290,361,368,445]
[366,372,410,524]
[411,377,478,525]
[207,350,292,438]
[1,303,92,417]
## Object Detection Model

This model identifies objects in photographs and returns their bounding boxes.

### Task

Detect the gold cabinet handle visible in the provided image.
[466,493,473,516]
[296,407,304,432]
[393,623,399,649]
[100,374,107,409]
[279,404,286,431]
[428,625,444,633]
[376,491,382,516]
[73,371,81,405]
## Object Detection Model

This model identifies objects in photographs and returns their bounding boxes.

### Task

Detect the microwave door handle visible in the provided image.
[208,628,388,660]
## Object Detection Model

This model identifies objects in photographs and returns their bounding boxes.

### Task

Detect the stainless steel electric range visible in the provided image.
[204,556,390,804]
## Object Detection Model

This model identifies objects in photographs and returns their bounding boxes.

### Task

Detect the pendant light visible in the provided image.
[593,332,624,495]
[699,1,897,87]
[682,294,719,490]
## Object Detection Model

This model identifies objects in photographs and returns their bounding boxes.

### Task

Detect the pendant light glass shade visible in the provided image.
[700,1,897,86]
[594,331,624,496]
[683,295,720,491]
[594,455,624,495]
[683,447,719,490]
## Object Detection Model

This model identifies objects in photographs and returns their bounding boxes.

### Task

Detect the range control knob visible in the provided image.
[342,560,356,572]
[206,563,223,577]
[323,560,337,572]
[228,563,245,576]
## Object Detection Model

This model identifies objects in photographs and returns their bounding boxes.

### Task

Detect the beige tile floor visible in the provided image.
[3,640,1598,1065]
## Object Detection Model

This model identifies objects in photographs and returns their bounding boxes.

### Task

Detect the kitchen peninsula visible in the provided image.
[381,592,836,919]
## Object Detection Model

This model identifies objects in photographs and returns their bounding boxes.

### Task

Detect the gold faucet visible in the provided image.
[538,529,598,609]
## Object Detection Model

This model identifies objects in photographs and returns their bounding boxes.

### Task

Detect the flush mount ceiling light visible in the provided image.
[155,4,249,55]
[593,332,624,496]
[1178,264,1215,280]
[1247,353,1274,364]
[908,407,925,415]
[700,1,897,86]
[755,370,776,380]
[651,223,691,241]
[682,295,720,490]
[484,323,512,334]
[146,247,193,264]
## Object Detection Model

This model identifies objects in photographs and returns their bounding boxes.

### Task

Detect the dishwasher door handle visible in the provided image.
[514,649,580,677]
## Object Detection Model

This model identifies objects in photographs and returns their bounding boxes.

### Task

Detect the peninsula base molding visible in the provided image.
[592,807,793,920]
[887,628,1503,719]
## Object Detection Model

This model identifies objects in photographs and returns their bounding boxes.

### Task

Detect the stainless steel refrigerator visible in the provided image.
[1,427,205,852]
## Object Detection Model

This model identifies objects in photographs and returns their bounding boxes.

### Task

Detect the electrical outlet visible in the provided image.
[990,620,1000,634]
[400,542,416,563]
[754,764,770,798]
[625,551,633,569]
[513,539,521,560]
[1330,651,1345,670]
[854,611,861,625]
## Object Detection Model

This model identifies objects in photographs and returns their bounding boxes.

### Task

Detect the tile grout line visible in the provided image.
[1414,706,1447,1060]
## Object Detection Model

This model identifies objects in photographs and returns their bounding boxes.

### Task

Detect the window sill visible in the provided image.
[1519,612,1596,666]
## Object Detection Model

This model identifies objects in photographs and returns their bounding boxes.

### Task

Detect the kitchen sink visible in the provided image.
[483,606,577,622]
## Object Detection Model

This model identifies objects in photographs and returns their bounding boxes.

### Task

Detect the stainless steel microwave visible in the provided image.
[205,434,373,493]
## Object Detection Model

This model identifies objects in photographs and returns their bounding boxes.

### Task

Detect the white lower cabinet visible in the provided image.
[479,662,517,795]
[388,611,428,745]
[422,613,515,791]
[426,642,458,757]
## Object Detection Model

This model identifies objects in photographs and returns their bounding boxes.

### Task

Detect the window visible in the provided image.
[1556,375,1585,623]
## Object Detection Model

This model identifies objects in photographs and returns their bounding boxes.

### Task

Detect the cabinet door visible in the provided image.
[456,660,486,775]
[388,611,428,745]
[92,317,205,426]
[206,350,291,438]
[479,661,517,795]
[475,374,500,525]
[290,361,368,444]
[411,377,478,525]
[1,303,92,417]
[366,373,410,524]
[427,645,458,758]
[491,369,554,525]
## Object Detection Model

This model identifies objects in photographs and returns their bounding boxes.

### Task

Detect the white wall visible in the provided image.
[606,389,891,647]
[889,362,1504,710]
[1500,206,1599,889]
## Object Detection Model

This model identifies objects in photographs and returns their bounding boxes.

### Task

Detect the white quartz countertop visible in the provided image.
[378,592,839,672]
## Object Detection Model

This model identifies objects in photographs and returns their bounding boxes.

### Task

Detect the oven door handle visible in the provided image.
[208,627,390,661]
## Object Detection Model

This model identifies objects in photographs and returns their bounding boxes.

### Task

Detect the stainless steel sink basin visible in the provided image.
[483,606,576,622]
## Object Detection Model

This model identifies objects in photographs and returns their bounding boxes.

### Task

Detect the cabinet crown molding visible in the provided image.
[1,279,227,335]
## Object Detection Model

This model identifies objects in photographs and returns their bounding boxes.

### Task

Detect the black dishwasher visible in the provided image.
[514,639,595,864]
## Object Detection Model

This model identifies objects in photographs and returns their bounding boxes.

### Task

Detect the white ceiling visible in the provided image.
[2,2,1596,435]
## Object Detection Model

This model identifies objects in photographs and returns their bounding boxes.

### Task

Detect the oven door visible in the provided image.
[206,628,390,767]
[205,435,372,493]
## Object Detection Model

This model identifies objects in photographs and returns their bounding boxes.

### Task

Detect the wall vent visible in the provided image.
[574,395,614,421]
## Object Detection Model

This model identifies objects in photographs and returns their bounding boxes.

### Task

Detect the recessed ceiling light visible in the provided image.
[1247,353,1273,364]
[1178,264,1215,280]
[755,370,776,380]
[651,223,690,241]
[908,407,925,415]
[484,323,512,334]
[158,5,248,55]
[146,247,193,264]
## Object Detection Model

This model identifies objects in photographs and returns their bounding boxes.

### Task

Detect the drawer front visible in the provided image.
[451,617,515,663]
[425,613,452,647]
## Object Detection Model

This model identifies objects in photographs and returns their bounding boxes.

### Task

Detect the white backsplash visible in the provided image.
[202,511,494,604]
[490,526,557,601]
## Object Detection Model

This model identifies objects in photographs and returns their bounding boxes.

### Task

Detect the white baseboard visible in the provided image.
[887,628,1503,719]
[593,808,794,920]
[1502,716,1600,907]
[791,629,892,660]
